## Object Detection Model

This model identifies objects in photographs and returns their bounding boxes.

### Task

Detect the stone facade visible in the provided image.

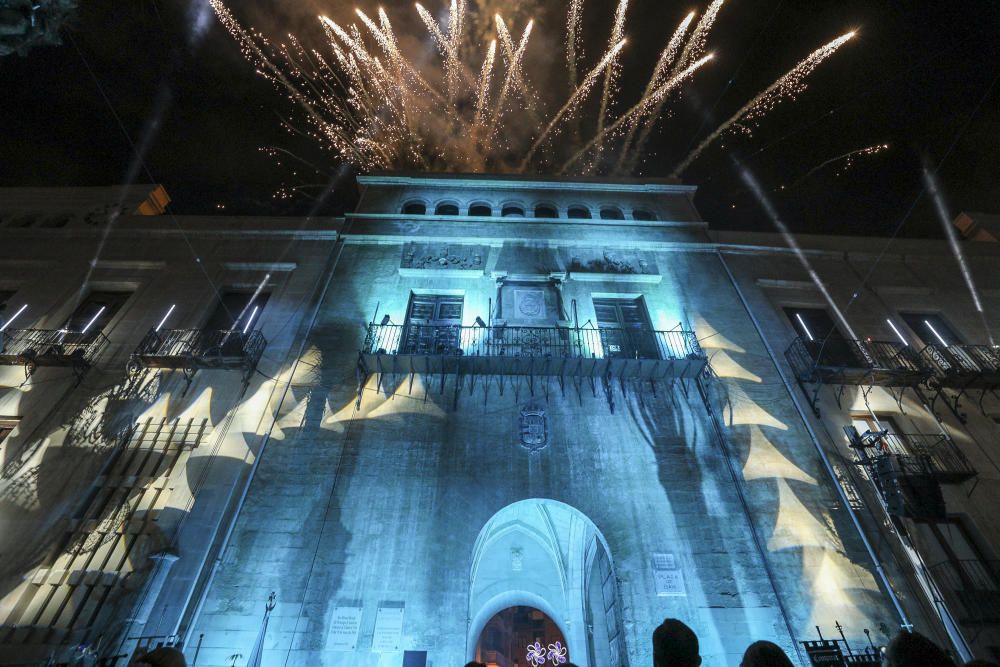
[0,176,998,666]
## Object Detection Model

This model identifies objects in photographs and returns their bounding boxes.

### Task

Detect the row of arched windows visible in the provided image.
[401,199,658,221]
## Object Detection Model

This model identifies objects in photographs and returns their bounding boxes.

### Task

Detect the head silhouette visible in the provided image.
[740,641,794,667]
[653,618,701,667]
[884,631,954,667]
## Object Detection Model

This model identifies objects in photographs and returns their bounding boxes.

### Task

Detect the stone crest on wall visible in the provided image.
[519,403,547,452]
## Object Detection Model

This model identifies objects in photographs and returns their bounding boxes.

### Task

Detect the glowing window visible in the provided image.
[469,203,493,217]
[567,206,592,219]
[534,204,559,219]
[402,201,426,215]
[435,202,460,216]
[900,313,963,347]
[632,209,657,221]
[599,207,625,220]
[64,291,132,341]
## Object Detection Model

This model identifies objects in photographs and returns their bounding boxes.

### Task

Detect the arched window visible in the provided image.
[435,202,460,216]
[534,204,559,219]
[501,204,526,218]
[632,208,657,221]
[469,203,493,217]
[599,207,625,220]
[567,206,592,219]
[402,200,426,215]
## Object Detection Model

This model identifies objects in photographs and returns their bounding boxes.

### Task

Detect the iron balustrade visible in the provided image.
[0,328,109,369]
[921,343,1000,390]
[849,430,976,483]
[360,322,707,381]
[786,336,930,386]
[928,559,1000,623]
[129,328,267,378]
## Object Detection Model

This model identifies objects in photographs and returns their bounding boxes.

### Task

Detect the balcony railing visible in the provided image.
[359,323,707,381]
[786,336,930,387]
[128,328,267,378]
[929,559,1000,624]
[846,427,976,483]
[921,343,1000,390]
[0,328,109,372]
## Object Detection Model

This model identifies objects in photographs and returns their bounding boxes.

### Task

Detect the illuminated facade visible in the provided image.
[0,176,998,665]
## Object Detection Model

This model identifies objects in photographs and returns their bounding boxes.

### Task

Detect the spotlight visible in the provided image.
[380,314,392,326]
[475,316,487,328]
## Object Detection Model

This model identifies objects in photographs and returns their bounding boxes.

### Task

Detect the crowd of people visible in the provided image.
[461,617,1000,667]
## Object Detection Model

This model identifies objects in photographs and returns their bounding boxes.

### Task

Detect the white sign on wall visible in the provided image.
[372,604,405,652]
[328,606,363,651]
[652,552,687,597]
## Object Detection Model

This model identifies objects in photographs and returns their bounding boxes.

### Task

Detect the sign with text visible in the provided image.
[328,606,363,651]
[652,553,686,596]
[372,604,405,652]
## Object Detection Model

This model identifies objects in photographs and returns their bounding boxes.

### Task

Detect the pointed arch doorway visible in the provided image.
[467,499,627,667]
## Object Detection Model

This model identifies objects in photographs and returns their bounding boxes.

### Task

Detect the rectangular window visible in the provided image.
[784,306,859,367]
[0,417,18,447]
[0,291,16,328]
[900,312,963,347]
[203,291,270,332]
[593,297,659,359]
[401,294,463,354]
[64,291,132,341]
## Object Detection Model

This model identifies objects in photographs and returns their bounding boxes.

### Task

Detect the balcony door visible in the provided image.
[402,294,463,354]
[784,306,858,367]
[65,291,132,342]
[204,290,270,333]
[593,297,658,360]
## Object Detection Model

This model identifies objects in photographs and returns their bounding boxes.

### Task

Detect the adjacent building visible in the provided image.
[0,175,997,666]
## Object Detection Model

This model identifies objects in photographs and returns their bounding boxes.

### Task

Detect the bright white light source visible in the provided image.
[81,306,106,334]
[155,304,176,332]
[242,306,259,334]
[925,320,949,347]
[0,304,27,332]
[887,319,908,346]
[796,313,815,341]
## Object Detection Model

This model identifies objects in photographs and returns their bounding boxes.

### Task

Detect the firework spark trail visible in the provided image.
[672,31,855,176]
[520,38,628,170]
[488,17,533,143]
[212,1,854,176]
[567,0,585,88]
[675,0,724,72]
[473,39,498,137]
[794,143,890,184]
[561,54,715,173]
[615,10,695,173]
[595,0,630,141]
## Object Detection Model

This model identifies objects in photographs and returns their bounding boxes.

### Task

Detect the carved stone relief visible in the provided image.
[401,242,486,271]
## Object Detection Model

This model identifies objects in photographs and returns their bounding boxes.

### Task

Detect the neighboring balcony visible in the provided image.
[127,328,267,385]
[921,343,1000,391]
[929,559,1000,625]
[786,337,930,415]
[845,427,977,484]
[786,337,930,386]
[0,328,109,377]
[359,323,708,381]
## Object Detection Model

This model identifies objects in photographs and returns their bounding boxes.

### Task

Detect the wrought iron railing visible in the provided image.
[0,328,109,366]
[929,559,1000,623]
[921,344,1000,384]
[786,336,929,383]
[849,430,976,482]
[362,323,704,362]
[132,328,267,365]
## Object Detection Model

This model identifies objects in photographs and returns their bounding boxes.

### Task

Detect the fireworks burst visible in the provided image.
[209,0,856,177]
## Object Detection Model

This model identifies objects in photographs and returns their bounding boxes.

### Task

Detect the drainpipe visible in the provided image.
[714,250,913,631]
[177,235,347,649]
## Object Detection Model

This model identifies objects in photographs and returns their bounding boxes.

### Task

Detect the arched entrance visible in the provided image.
[475,606,568,666]
[468,499,627,667]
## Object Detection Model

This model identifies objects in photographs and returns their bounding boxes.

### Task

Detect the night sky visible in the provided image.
[0,0,997,236]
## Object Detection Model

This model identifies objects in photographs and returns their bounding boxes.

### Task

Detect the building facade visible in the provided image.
[0,176,997,666]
